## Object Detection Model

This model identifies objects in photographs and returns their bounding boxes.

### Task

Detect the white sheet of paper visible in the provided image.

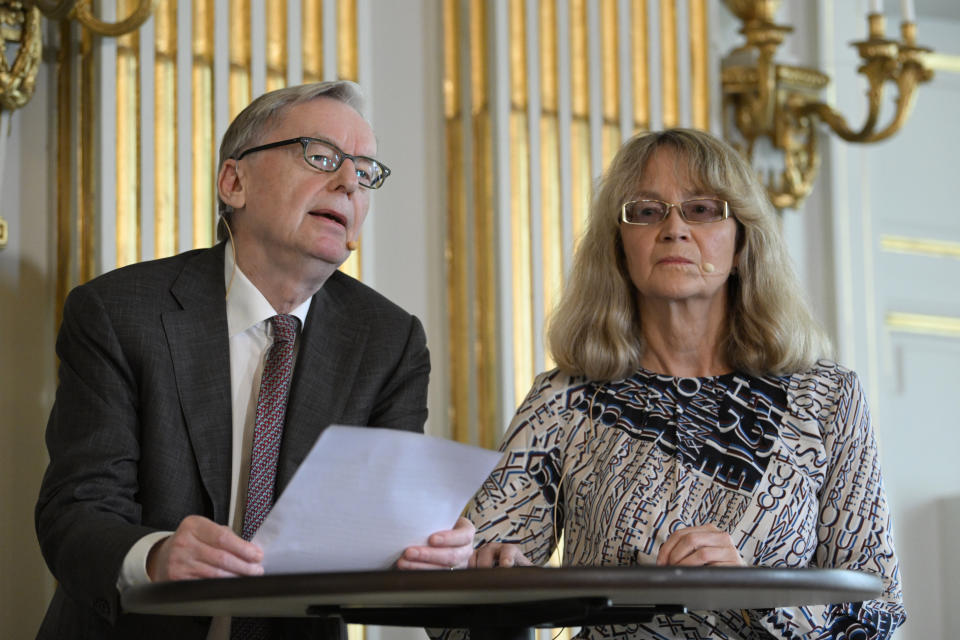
[252,425,503,574]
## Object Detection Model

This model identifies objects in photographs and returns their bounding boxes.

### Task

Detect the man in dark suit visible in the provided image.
[35,81,473,639]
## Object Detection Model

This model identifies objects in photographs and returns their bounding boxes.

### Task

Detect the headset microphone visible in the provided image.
[701,262,716,273]
[346,240,358,251]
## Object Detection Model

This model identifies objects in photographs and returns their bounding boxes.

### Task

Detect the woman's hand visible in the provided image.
[656,524,745,567]
[396,517,476,570]
[469,542,534,568]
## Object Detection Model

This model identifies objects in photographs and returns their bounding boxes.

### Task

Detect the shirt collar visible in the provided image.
[224,240,312,337]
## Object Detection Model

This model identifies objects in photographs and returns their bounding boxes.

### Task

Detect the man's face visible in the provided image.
[222,97,377,278]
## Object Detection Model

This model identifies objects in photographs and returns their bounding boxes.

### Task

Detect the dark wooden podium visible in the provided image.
[122,566,882,639]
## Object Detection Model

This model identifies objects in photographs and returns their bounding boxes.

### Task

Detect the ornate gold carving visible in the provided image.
[0,2,41,112]
[72,0,156,37]
[721,0,933,209]
[1,1,155,114]
[0,215,7,248]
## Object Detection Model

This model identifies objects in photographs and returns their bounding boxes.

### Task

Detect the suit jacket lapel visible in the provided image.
[161,244,233,524]
[278,273,370,492]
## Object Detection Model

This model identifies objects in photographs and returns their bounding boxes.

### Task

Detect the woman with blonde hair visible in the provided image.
[455,129,904,639]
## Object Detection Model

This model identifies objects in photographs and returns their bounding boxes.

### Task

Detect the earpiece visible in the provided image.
[701,262,716,273]
[346,240,358,251]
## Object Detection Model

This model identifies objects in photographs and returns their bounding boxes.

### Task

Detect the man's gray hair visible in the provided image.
[216,80,366,239]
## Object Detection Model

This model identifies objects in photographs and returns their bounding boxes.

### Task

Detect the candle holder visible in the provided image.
[721,0,933,209]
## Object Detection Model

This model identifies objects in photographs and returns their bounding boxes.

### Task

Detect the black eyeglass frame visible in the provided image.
[234,136,392,189]
[620,198,731,225]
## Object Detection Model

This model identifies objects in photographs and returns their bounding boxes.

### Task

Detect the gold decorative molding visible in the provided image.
[116,0,141,268]
[155,0,178,259]
[569,0,590,241]
[79,25,93,279]
[881,235,960,260]
[925,52,960,73]
[443,0,469,445]
[722,1,934,209]
[539,0,562,367]
[689,0,709,129]
[228,0,251,120]
[192,0,215,248]
[302,0,324,83]
[630,0,648,132]
[509,0,534,412]
[599,0,619,165]
[886,312,960,339]
[54,18,71,326]
[471,0,498,450]
[266,0,287,92]
[337,0,361,281]
[659,0,678,127]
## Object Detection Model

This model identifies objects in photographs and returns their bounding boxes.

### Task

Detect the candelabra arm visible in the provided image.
[799,63,927,143]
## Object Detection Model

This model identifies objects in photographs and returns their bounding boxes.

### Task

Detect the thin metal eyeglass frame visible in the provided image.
[620,198,730,225]
[234,136,391,189]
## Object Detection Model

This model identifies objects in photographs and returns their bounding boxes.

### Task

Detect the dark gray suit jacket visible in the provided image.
[35,244,430,639]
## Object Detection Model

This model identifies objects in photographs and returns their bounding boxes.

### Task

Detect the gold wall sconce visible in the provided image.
[1,1,155,111]
[721,0,934,209]
[0,0,155,250]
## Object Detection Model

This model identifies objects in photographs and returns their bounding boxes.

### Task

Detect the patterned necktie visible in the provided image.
[232,315,299,640]
[241,314,299,541]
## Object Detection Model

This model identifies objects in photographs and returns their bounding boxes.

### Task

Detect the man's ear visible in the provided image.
[217,159,246,211]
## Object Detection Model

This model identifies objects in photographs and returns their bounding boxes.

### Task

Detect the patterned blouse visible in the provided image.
[452,360,904,639]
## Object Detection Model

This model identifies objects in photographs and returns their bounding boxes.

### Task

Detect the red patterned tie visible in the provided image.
[232,315,299,640]
[241,314,299,541]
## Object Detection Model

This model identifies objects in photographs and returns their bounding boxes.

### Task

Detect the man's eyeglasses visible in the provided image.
[620,198,730,225]
[235,137,391,189]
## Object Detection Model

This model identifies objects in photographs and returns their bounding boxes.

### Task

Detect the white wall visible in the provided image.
[815,3,960,639]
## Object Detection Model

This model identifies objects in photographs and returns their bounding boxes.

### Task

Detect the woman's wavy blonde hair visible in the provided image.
[547,128,831,380]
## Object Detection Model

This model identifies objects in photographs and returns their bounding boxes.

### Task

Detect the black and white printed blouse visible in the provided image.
[446,360,904,640]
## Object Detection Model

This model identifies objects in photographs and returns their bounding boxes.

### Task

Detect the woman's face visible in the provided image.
[620,146,739,309]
